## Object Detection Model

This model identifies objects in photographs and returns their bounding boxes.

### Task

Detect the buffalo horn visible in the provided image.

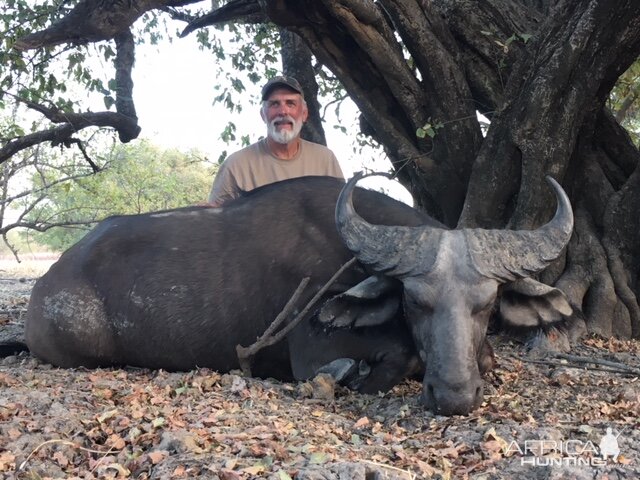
[335,172,442,277]
[465,176,574,281]
[336,173,573,282]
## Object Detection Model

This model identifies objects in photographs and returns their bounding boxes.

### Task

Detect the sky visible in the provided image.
[128,29,413,204]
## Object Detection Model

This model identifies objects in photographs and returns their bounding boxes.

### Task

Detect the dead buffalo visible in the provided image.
[23,174,573,415]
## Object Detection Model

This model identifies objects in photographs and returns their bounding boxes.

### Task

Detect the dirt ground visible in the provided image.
[0,259,638,480]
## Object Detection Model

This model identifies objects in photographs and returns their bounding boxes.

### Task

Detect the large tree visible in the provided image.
[1,0,639,339]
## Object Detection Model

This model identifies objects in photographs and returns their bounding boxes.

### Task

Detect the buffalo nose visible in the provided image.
[422,376,484,416]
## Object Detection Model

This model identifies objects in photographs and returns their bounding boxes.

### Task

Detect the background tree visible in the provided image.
[20,140,213,251]
[0,0,638,339]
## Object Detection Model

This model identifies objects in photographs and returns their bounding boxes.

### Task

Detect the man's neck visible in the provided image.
[265,137,301,160]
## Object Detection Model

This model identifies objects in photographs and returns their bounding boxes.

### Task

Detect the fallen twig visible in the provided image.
[548,352,640,375]
[514,352,640,376]
[360,459,417,479]
[236,257,357,376]
[19,439,118,472]
[517,356,636,376]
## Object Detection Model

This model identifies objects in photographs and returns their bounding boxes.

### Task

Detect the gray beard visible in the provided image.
[268,118,303,144]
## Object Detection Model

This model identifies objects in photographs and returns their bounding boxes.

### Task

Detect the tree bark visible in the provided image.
[280,29,327,146]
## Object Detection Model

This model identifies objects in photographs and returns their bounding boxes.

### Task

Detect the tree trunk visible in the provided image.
[263,0,640,338]
[280,29,327,146]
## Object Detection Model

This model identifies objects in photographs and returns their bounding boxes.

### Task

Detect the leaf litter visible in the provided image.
[0,281,638,479]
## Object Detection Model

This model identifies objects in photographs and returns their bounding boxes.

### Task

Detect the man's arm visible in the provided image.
[208,162,239,206]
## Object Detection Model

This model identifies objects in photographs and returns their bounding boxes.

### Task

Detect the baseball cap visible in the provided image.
[261,76,305,101]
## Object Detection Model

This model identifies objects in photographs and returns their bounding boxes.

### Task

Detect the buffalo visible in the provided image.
[22,174,573,415]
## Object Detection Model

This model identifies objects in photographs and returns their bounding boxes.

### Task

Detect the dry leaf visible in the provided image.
[353,417,370,429]
[97,408,118,423]
[617,454,632,465]
[0,452,15,471]
[172,465,187,477]
[148,450,168,464]
[53,451,69,467]
[106,462,131,476]
[482,440,505,461]
[219,469,241,480]
[242,464,266,475]
[108,433,126,450]
[311,373,336,400]
[182,434,206,454]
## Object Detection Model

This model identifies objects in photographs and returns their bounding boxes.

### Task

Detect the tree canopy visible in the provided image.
[20,140,213,251]
[0,0,639,339]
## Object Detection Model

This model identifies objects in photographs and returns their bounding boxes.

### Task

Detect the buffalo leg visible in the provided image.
[288,319,420,393]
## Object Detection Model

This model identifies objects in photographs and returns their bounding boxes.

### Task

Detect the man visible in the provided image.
[208,76,344,206]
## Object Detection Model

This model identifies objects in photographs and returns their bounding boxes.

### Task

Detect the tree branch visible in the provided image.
[63,138,101,172]
[114,29,138,123]
[0,90,141,164]
[180,0,266,38]
[1,166,100,205]
[14,0,201,51]
[0,110,140,165]
[0,124,76,164]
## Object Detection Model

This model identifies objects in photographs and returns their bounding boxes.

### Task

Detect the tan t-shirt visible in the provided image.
[208,138,344,205]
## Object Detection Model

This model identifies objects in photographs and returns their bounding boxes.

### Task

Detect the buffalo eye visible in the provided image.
[403,295,434,315]
[471,297,496,315]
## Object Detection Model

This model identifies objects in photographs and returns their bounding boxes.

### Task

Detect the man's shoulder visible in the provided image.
[226,140,263,159]
[223,141,265,167]
[300,138,335,153]
[299,139,339,162]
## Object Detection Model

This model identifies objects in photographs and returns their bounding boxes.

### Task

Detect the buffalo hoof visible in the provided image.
[346,360,373,390]
[316,358,357,383]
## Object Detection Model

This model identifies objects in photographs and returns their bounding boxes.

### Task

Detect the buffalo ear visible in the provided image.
[317,275,401,329]
[499,278,572,328]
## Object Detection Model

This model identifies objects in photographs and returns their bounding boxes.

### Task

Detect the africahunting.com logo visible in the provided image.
[505,426,631,467]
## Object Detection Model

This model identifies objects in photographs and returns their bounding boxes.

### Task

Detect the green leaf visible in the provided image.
[309,452,328,464]
[276,470,293,480]
[519,33,532,43]
[152,417,165,428]
[103,95,114,109]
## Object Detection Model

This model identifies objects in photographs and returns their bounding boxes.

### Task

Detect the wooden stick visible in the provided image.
[236,257,357,376]
[549,352,640,375]
[514,353,640,376]
[236,277,309,376]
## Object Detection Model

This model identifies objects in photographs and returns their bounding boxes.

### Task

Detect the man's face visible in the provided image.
[261,88,308,144]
